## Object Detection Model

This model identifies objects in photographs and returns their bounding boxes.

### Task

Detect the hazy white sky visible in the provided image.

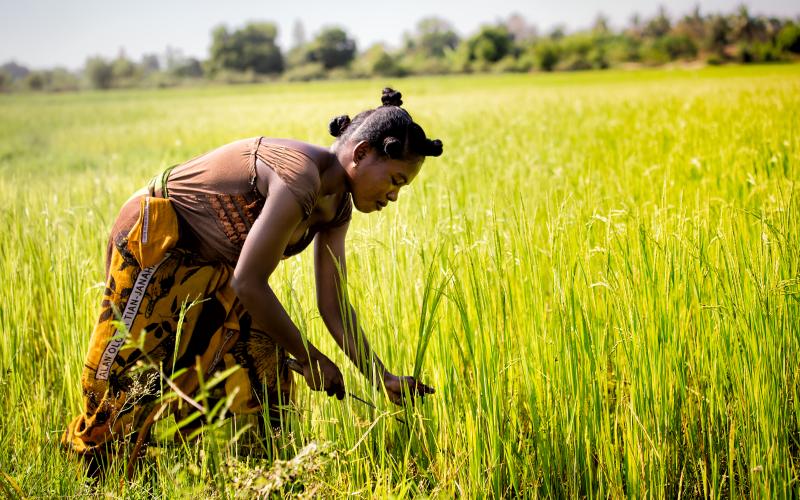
[1,0,798,70]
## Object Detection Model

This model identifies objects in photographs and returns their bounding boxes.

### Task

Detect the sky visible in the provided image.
[1,0,798,70]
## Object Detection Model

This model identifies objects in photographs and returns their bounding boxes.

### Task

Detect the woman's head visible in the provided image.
[330,88,443,213]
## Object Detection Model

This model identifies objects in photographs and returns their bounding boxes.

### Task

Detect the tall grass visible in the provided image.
[0,65,798,497]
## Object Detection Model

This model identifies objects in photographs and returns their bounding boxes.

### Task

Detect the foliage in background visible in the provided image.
[3,7,800,91]
[283,27,358,81]
[206,22,284,76]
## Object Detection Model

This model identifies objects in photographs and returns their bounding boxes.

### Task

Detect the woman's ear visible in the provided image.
[352,140,371,166]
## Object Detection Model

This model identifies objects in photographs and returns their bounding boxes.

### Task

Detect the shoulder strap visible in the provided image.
[148,164,179,199]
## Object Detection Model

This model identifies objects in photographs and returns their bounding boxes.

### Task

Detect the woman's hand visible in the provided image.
[382,372,435,405]
[298,354,345,399]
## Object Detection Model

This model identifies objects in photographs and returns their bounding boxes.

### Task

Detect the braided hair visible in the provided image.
[328,88,443,161]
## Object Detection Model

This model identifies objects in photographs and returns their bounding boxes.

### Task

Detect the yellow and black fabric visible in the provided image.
[62,195,293,460]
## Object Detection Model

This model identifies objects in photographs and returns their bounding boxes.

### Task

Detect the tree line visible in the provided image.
[2,6,799,92]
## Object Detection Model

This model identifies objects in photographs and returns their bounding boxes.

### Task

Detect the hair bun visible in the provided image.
[328,115,351,137]
[383,136,403,159]
[381,88,403,107]
[426,139,443,157]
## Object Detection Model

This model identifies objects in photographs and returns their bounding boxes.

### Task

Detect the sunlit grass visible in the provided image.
[1,64,798,497]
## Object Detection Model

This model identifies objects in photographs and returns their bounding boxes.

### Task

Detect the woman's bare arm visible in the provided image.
[232,181,344,398]
[315,223,434,404]
[314,222,387,384]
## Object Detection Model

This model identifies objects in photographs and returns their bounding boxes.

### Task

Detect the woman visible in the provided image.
[63,88,441,465]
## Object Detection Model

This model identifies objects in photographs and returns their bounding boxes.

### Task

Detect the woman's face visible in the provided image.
[347,144,422,213]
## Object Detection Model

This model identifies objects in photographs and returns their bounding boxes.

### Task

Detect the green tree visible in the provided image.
[85,56,114,89]
[0,70,11,92]
[47,68,80,92]
[641,35,698,64]
[172,58,203,78]
[24,71,45,91]
[111,52,138,81]
[705,15,731,55]
[306,27,356,69]
[464,26,514,64]
[356,44,406,77]
[208,22,283,74]
[407,17,460,58]
[165,47,204,78]
[730,5,764,43]
[556,33,601,70]
[777,22,800,53]
[674,6,706,41]
[534,41,561,71]
[643,6,671,38]
[663,35,698,59]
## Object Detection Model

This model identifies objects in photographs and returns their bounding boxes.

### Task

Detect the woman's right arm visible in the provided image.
[231,181,345,399]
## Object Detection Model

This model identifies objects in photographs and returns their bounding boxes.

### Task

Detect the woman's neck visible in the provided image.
[319,144,350,196]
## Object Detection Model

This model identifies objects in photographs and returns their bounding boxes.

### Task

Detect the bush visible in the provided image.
[402,55,453,75]
[355,45,407,77]
[491,55,520,73]
[24,72,46,91]
[738,42,784,63]
[85,56,114,89]
[371,54,407,77]
[514,49,536,72]
[658,35,698,59]
[533,41,561,71]
[0,70,11,92]
[548,33,609,71]
[776,23,800,54]
[170,58,204,78]
[589,47,610,69]
[44,68,80,92]
[448,44,473,73]
[112,56,138,81]
[605,37,641,63]
[639,41,671,65]
[282,63,326,82]
[327,67,355,80]
[141,72,180,89]
[641,35,697,64]
[18,68,80,92]
[211,69,260,84]
[557,54,592,71]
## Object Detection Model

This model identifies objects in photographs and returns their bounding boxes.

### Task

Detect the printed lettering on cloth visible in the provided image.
[95,255,168,381]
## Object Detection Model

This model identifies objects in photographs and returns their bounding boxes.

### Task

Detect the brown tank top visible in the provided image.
[163,136,352,265]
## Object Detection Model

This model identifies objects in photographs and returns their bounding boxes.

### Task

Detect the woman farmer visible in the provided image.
[63,88,441,465]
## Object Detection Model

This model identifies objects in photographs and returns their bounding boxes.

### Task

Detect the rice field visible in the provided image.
[0,64,798,497]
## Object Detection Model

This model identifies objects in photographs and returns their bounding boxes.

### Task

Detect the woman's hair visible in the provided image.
[329,88,443,161]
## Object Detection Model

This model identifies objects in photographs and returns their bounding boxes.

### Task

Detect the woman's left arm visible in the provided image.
[314,223,434,404]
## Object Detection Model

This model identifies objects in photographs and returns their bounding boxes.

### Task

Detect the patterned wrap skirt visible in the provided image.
[62,195,293,458]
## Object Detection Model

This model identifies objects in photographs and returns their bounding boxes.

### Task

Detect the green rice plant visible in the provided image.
[412,251,449,381]
[0,64,798,497]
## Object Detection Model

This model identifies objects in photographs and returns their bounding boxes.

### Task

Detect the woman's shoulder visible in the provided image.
[256,138,330,219]
[259,138,330,167]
